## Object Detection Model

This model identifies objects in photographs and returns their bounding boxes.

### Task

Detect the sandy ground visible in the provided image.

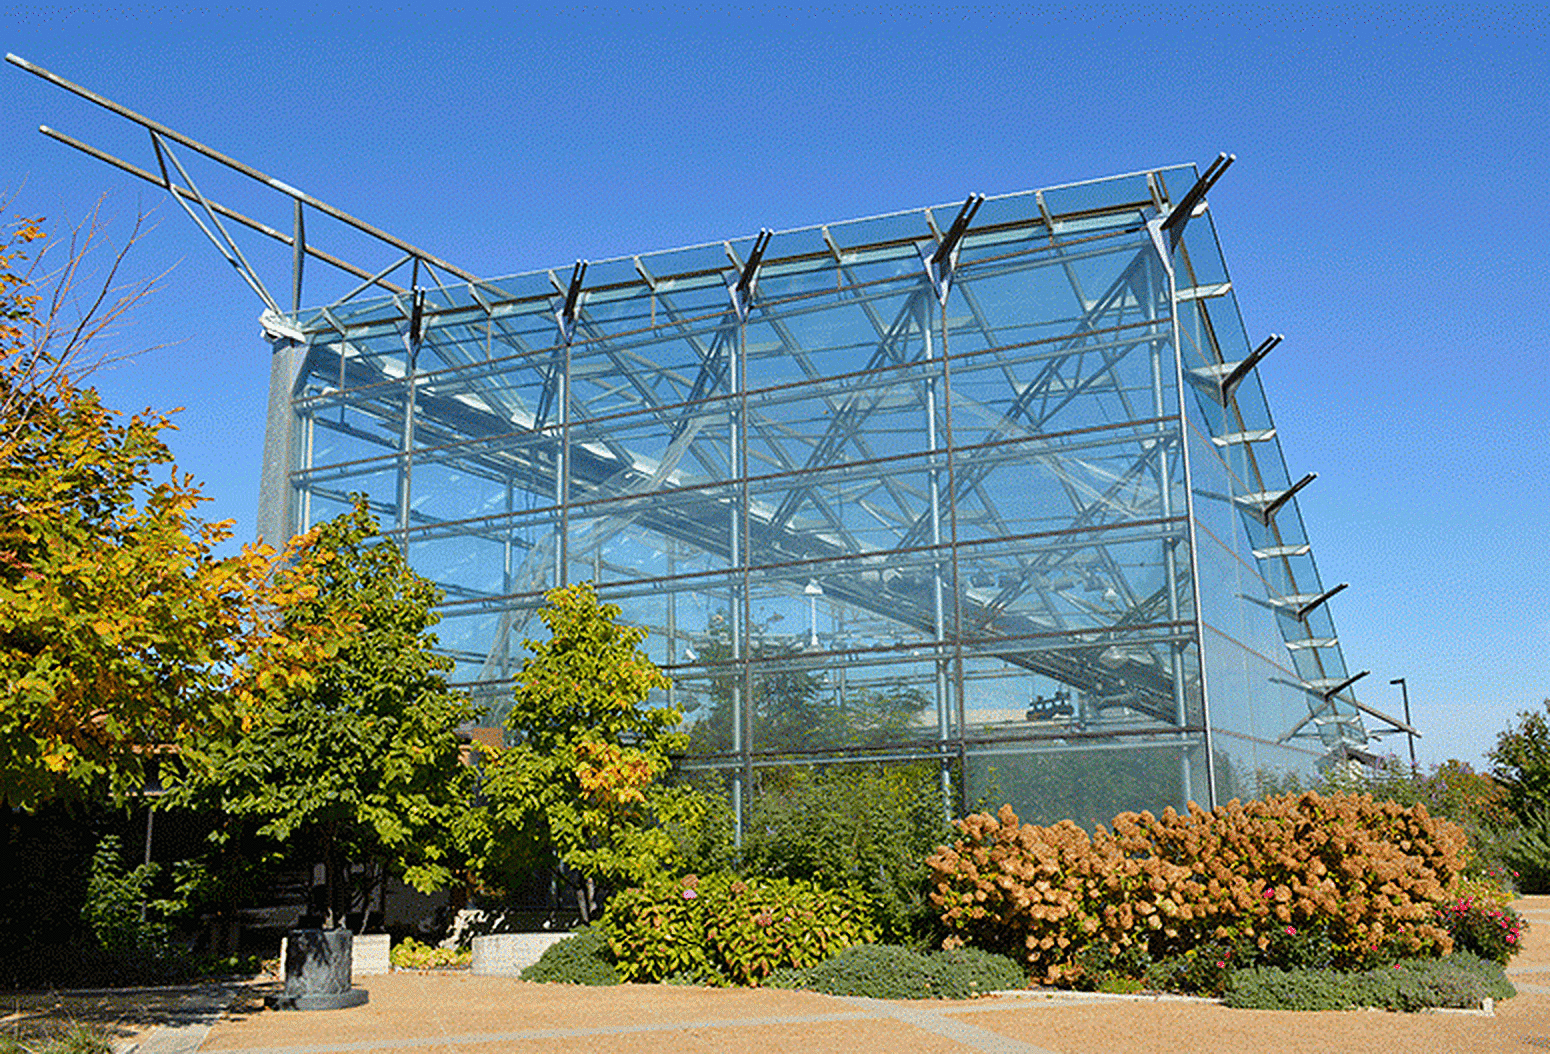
[8,896,1550,1054]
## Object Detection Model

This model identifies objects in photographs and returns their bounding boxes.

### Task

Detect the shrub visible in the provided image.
[786,945,938,999]
[1438,898,1526,965]
[928,791,1468,984]
[82,835,167,953]
[926,945,1026,998]
[734,765,952,942]
[771,943,1024,1000]
[390,937,471,970]
[1224,954,1514,1011]
[600,873,875,985]
[519,927,621,985]
[1453,875,1516,909]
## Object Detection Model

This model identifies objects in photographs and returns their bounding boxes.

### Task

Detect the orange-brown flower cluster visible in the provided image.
[927,792,1468,984]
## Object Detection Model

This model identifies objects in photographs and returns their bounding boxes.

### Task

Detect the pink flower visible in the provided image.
[1262,888,1275,899]
[1285,926,1296,936]
[682,889,697,900]
[1508,934,1517,943]
[1216,961,1226,968]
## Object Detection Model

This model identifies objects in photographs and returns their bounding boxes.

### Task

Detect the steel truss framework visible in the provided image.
[13,52,1422,830]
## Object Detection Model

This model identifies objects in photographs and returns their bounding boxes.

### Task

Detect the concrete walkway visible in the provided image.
[21,895,1550,1054]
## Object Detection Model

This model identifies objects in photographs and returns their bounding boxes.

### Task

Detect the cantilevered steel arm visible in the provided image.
[1159,152,1234,249]
[8,53,476,284]
[36,125,408,297]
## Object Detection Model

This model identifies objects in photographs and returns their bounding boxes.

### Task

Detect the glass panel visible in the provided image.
[267,163,1369,830]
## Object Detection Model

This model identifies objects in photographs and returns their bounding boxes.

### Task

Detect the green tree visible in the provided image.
[0,205,322,810]
[166,501,477,927]
[1489,699,1550,821]
[474,582,698,919]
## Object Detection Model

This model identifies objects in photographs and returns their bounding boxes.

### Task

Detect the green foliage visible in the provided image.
[1140,944,1238,996]
[712,764,952,942]
[774,944,936,999]
[475,583,695,907]
[769,944,1023,1000]
[1490,699,1550,820]
[0,1022,112,1054]
[1504,809,1550,893]
[0,210,323,810]
[927,945,1028,998]
[600,872,876,986]
[82,835,166,953]
[166,500,478,923]
[1223,954,1514,1011]
[1438,897,1526,965]
[390,937,470,970]
[519,926,621,985]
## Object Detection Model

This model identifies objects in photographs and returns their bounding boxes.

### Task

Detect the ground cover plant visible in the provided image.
[1223,952,1514,1011]
[929,791,1470,986]
[768,943,1024,999]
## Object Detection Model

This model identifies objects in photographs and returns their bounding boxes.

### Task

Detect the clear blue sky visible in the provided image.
[6,5,1547,772]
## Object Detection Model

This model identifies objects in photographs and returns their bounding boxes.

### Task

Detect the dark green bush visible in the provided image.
[771,944,1023,1000]
[789,945,938,999]
[1224,954,1514,1011]
[926,945,1026,998]
[519,927,621,986]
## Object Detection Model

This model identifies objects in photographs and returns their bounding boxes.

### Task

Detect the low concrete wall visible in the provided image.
[352,933,391,978]
[470,933,569,977]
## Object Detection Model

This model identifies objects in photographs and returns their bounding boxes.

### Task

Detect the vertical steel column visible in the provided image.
[501,479,514,681]
[729,317,748,849]
[1146,217,1218,810]
[921,298,953,823]
[301,410,313,532]
[1146,248,1192,809]
[937,298,969,821]
[555,341,571,588]
[397,342,416,545]
[666,546,677,714]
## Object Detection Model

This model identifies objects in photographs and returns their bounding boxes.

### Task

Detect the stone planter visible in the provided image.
[267,929,370,1010]
[470,932,569,976]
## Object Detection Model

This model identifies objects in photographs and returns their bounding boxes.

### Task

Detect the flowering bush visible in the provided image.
[600,872,875,985]
[1438,897,1526,965]
[928,791,1468,984]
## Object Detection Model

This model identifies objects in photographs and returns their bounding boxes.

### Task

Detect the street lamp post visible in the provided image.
[1390,677,1417,774]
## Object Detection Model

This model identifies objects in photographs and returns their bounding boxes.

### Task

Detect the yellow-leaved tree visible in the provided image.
[0,203,341,810]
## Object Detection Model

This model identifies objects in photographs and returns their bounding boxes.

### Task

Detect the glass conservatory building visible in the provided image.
[253,162,1379,829]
